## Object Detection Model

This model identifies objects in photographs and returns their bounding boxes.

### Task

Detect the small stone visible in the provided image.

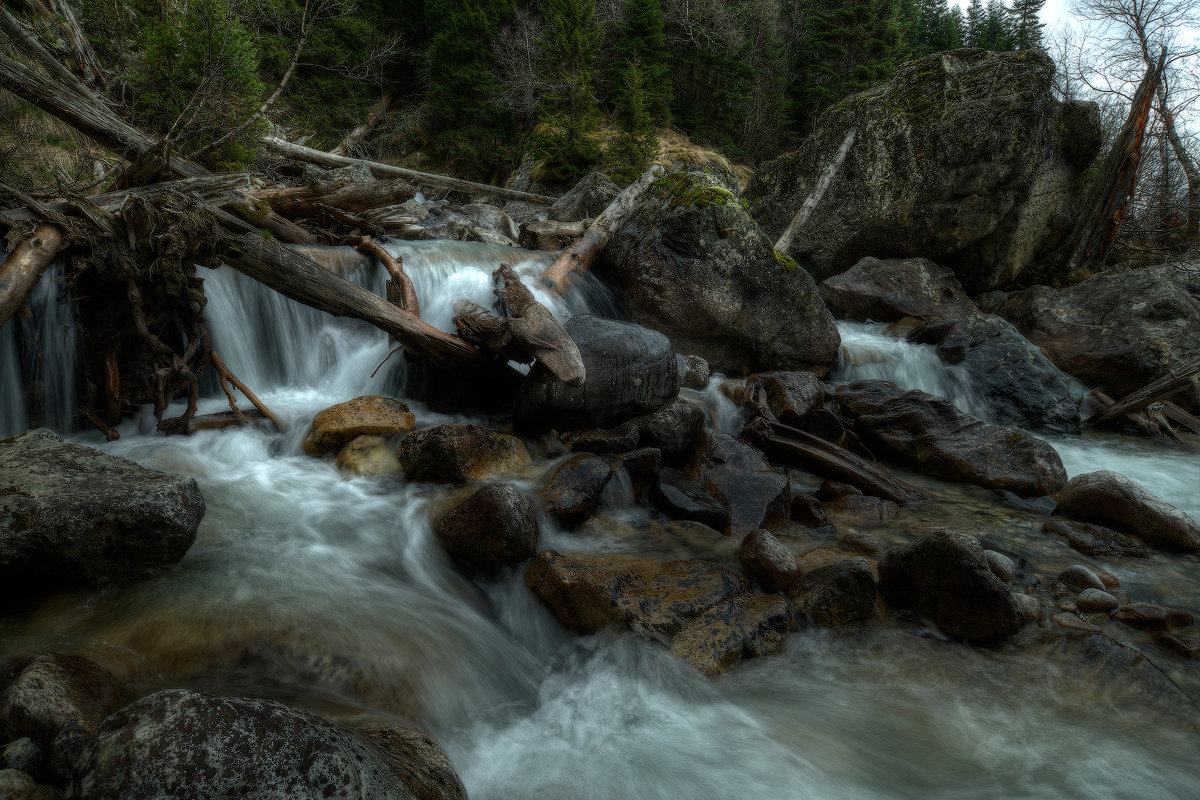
[823,495,899,524]
[1153,633,1200,658]
[984,550,1015,583]
[1052,612,1103,633]
[817,480,861,502]
[790,494,828,526]
[1093,568,1120,589]
[1012,593,1043,622]
[541,454,615,527]
[676,354,711,390]
[334,435,402,477]
[1057,565,1105,591]
[1,738,43,775]
[737,530,798,593]
[1112,604,1194,632]
[1075,588,1119,613]
[302,395,415,457]
[840,532,888,556]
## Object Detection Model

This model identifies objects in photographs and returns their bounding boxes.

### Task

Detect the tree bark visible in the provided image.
[774,128,856,255]
[46,0,105,87]
[1063,49,1165,277]
[1156,87,1200,240]
[0,223,65,328]
[1085,356,1200,425]
[220,232,481,369]
[254,179,417,218]
[538,166,663,295]
[262,136,557,205]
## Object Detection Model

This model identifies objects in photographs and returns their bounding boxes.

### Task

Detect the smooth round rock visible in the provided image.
[984,551,1016,583]
[1057,565,1105,592]
[1075,588,1119,613]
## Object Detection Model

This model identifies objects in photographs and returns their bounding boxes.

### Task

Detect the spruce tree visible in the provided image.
[965,0,985,47]
[1009,0,1045,50]
[976,0,1017,51]
[608,58,658,184]
[612,0,671,126]
[423,0,516,178]
[532,0,605,184]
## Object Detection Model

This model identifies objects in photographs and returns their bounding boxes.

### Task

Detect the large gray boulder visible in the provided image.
[818,256,977,321]
[1053,471,1200,554]
[0,430,204,597]
[909,314,1082,433]
[547,171,619,221]
[597,171,840,375]
[749,49,1101,293]
[836,380,1068,496]
[514,315,679,433]
[996,266,1200,406]
[68,689,464,800]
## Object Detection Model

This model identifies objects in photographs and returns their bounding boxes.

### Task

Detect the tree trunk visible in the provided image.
[262,136,557,205]
[0,223,65,328]
[774,128,856,255]
[1062,49,1165,277]
[46,0,105,87]
[332,92,393,156]
[254,179,417,218]
[1085,356,1200,426]
[1157,87,1200,240]
[538,166,663,295]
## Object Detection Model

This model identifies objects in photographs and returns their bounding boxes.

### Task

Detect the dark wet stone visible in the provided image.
[994,489,1056,516]
[434,483,539,568]
[540,454,615,527]
[651,468,730,532]
[790,493,828,526]
[396,424,530,484]
[1112,604,1193,632]
[736,530,799,593]
[787,558,878,628]
[1057,565,1105,592]
[1075,589,1119,613]
[816,480,861,502]
[984,551,1015,583]
[1042,519,1149,559]
[684,429,790,536]
[612,447,662,498]
[1054,470,1200,553]
[744,371,824,426]
[823,495,899,525]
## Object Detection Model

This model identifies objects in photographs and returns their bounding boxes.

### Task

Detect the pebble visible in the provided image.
[1112,603,1194,632]
[1052,612,1103,633]
[1075,588,1119,613]
[984,550,1015,583]
[1012,592,1043,622]
[1093,568,1120,590]
[1057,565,1105,591]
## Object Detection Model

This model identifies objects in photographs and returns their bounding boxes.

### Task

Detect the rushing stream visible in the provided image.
[2,245,1199,798]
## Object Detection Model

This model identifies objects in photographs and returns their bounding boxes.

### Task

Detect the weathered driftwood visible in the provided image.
[519,219,588,250]
[454,264,585,386]
[538,166,663,295]
[0,6,101,105]
[332,92,393,156]
[262,137,556,205]
[1086,356,1200,426]
[1162,399,1200,436]
[1062,49,1165,276]
[254,178,417,218]
[346,235,420,317]
[211,350,284,431]
[0,223,65,328]
[0,49,316,244]
[1086,390,1185,445]
[774,128,856,254]
[184,409,267,435]
[221,232,481,370]
[742,416,930,504]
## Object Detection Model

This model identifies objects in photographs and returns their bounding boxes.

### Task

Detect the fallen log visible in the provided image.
[1162,399,1200,436]
[254,178,417,218]
[211,350,284,431]
[221,232,481,370]
[0,223,65,328]
[1085,356,1200,426]
[346,235,420,316]
[262,137,556,205]
[538,166,663,295]
[774,128,856,255]
[519,219,588,250]
[742,416,930,505]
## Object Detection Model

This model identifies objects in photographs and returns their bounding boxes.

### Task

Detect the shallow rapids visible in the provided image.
[2,247,1199,798]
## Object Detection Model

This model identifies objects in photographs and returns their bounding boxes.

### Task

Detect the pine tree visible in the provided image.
[532,0,605,184]
[423,0,516,178]
[975,0,1017,51]
[608,58,658,184]
[612,0,671,126]
[1009,0,1045,50]
[798,0,905,132]
[965,0,985,47]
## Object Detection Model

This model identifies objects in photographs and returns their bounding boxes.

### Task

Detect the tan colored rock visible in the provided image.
[335,436,402,477]
[303,396,415,457]
[670,594,795,675]
[396,424,530,484]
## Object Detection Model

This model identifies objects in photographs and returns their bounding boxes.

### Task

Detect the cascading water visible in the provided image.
[2,246,1199,798]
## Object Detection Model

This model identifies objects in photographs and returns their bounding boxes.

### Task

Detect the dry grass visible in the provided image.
[0,92,106,191]
[652,129,754,192]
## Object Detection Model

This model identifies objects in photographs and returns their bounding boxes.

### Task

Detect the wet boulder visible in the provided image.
[676,354,711,390]
[67,689,464,800]
[0,769,60,800]
[996,266,1200,405]
[684,429,790,536]
[736,529,799,593]
[396,424,530,484]
[417,207,517,246]
[836,380,1068,496]
[1112,604,1193,633]
[335,435,404,477]
[631,397,706,464]
[669,594,796,675]
[433,483,539,568]
[597,171,840,375]
[822,495,899,525]
[0,654,128,783]
[744,371,824,426]
[750,49,1101,293]
[540,454,615,527]
[1053,471,1200,554]
[878,530,1026,642]
[547,171,619,221]
[514,315,679,433]
[1041,519,1148,559]
[787,558,878,628]
[651,468,730,531]
[303,395,416,457]
[525,551,749,637]
[910,314,1081,433]
[0,430,204,597]
[818,257,977,322]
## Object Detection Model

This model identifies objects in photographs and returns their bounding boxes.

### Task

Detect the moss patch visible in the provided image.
[773,249,798,274]
[652,173,738,209]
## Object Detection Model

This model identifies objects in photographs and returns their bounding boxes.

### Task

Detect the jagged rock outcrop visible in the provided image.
[995,266,1200,406]
[0,430,204,598]
[749,49,1102,293]
[597,171,840,375]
